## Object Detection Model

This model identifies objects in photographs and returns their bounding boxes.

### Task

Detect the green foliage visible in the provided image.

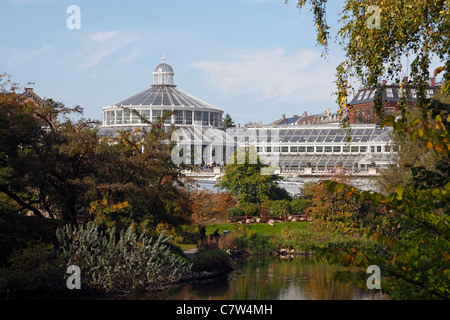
[191,249,232,274]
[238,201,259,216]
[227,206,245,218]
[290,198,311,214]
[0,213,62,266]
[222,113,236,129]
[291,1,450,299]
[217,147,290,204]
[235,232,276,255]
[0,241,64,293]
[270,200,292,218]
[0,76,190,230]
[56,222,192,293]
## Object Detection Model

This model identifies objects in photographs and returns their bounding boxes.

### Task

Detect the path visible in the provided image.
[183,248,198,260]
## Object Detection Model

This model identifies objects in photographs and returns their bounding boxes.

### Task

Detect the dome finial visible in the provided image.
[161,53,166,64]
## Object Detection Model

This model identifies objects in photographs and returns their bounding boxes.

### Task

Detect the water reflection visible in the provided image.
[164,256,389,300]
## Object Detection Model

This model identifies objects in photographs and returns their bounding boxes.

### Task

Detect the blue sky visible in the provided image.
[2,0,353,125]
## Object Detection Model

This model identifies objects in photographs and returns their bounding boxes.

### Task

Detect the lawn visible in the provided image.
[205,221,310,237]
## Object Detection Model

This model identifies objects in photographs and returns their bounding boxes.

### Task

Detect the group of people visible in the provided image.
[196,225,221,247]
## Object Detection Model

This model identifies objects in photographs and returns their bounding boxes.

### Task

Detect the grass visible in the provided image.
[200,221,384,254]
[205,221,309,237]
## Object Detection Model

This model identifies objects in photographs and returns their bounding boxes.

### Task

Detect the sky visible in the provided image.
[0,0,391,125]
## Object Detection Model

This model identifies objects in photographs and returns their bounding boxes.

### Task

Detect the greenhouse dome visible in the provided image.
[100,55,224,136]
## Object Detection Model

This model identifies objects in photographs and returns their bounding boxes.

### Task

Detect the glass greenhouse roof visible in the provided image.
[112,85,223,112]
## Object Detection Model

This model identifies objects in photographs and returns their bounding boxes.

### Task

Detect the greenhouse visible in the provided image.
[100,55,224,135]
[171,123,395,170]
[100,57,396,172]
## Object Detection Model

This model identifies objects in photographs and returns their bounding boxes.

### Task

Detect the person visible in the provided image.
[213,228,220,239]
[197,225,206,248]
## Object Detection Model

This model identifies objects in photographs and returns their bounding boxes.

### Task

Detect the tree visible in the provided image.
[289,0,450,299]
[223,113,236,129]
[0,75,191,230]
[0,75,97,224]
[216,147,291,203]
[190,191,236,224]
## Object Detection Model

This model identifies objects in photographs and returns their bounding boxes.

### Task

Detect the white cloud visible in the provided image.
[192,47,338,104]
[79,31,139,70]
[6,43,54,66]
[90,31,120,44]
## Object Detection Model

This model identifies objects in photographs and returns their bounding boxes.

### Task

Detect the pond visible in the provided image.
[157,256,389,300]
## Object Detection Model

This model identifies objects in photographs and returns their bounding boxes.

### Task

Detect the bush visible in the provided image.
[234,231,276,255]
[0,241,64,293]
[227,206,244,218]
[238,202,259,217]
[191,249,232,274]
[290,198,311,214]
[270,200,292,218]
[56,222,192,293]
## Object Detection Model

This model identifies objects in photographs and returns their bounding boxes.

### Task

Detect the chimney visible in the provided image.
[293,114,298,118]
[381,80,387,86]
[281,114,285,120]
[430,77,436,87]
[302,111,308,117]
[403,76,408,84]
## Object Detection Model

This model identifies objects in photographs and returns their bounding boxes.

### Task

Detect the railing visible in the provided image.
[181,166,379,176]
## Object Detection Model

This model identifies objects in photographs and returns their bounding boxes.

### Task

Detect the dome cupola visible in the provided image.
[153,54,175,86]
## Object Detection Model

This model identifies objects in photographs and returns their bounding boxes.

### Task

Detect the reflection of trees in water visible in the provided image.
[163,257,388,300]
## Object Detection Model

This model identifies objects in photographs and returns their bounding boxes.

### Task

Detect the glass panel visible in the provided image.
[333,146,341,153]
[325,146,332,153]
[194,111,202,125]
[307,146,314,153]
[281,146,289,153]
[123,109,130,124]
[185,110,192,125]
[351,146,359,153]
[202,112,209,126]
[298,146,306,153]
[316,146,323,153]
[141,109,150,122]
[106,111,115,125]
[131,111,140,124]
[175,110,183,125]
[163,110,171,124]
[116,110,123,124]
[360,146,367,152]
[152,109,162,123]
[290,146,298,153]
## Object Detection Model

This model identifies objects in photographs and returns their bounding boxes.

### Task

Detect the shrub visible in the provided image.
[290,198,311,215]
[234,230,275,255]
[0,241,64,293]
[191,249,232,274]
[227,206,245,218]
[238,202,259,217]
[270,200,292,218]
[56,222,192,293]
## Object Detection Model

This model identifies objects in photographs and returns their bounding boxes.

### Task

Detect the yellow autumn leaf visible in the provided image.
[435,143,444,153]
[425,141,433,149]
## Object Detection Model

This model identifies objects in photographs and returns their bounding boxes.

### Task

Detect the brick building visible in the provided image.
[348,78,440,124]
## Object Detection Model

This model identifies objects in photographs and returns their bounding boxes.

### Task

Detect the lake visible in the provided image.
[156,256,389,300]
